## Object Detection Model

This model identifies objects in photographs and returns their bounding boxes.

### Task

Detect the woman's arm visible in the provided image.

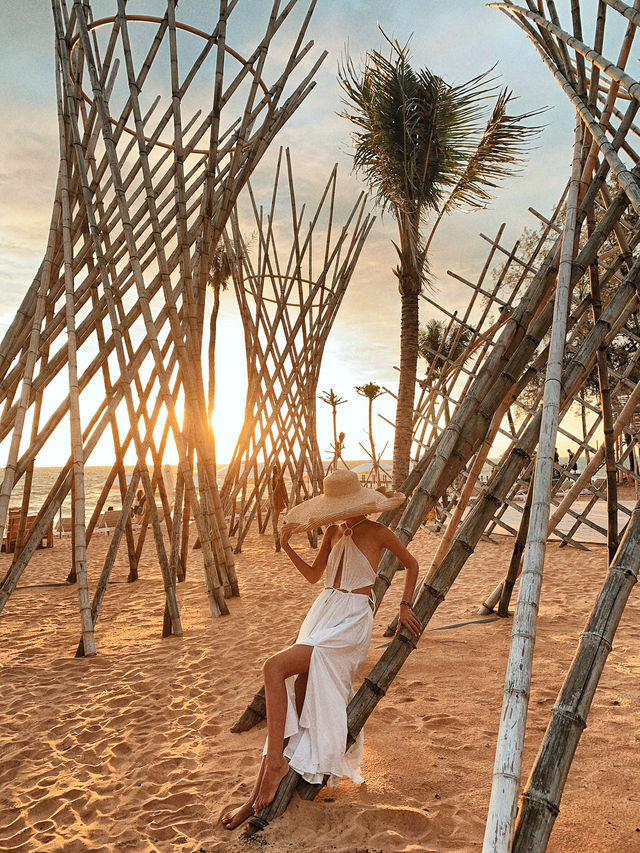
[378,525,422,638]
[280,523,336,584]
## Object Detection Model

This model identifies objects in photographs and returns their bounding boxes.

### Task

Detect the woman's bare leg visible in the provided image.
[294,671,308,716]
[253,643,314,812]
[222,756,267,830]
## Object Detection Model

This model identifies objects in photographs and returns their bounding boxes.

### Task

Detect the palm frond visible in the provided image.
[438,88,545,217]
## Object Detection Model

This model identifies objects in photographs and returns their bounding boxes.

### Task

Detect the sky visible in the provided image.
[0,0,616,466]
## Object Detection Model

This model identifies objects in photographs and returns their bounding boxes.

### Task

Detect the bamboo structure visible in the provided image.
[240,1,640,843]
[220,148,374,550]
[483,118,585,852]
[0,1,326,651]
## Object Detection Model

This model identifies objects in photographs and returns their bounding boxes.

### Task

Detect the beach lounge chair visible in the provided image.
[54,516,73,536]
[3,508,54,552]
[102,509,122,532]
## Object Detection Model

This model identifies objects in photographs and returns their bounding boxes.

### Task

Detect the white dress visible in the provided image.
[268,531,376,786]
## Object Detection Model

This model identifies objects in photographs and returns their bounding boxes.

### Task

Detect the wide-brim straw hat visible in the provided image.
[281,469,405,534]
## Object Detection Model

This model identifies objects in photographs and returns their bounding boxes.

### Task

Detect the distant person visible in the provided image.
[567,450,578,473]
[132,489,146,519]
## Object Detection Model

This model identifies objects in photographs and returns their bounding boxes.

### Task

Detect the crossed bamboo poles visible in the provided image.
[220,147,374,550]
[0,0,326,651]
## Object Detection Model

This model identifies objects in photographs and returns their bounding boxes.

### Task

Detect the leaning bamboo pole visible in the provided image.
[511,497,640,852]
[498,465,535,617]
[430,396,514,579]
[588,204,619,563]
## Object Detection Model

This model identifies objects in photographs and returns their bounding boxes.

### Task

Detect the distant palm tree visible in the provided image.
[320,388,348,471]
[355,381,387,486]
[418,318,473,381]
[339,36,541,487]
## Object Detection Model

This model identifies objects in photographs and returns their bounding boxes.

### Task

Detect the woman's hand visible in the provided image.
[280,522,301,549]
[396,602,422,638]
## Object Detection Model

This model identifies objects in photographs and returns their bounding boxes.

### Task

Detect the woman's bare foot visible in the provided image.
[221,800,255,830]
[253,754,290,812]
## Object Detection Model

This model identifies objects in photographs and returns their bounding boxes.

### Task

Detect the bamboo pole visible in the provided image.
[497,467,535,617]
[511,498,640,852]
[588,206,620,564]
[56,55,96,655]
[482,120,584,853]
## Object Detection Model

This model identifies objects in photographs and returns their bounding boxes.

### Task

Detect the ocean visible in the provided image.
[8,467,144,518]
[7,457,586,520]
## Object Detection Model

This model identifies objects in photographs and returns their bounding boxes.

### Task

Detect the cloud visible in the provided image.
[0,0,586,466]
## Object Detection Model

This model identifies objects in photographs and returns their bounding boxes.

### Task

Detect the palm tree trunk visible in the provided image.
[393,288,420,488]
[368,395,378,484]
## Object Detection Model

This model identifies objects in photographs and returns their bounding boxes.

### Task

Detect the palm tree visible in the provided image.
[319,388,348,472]
[418,318,473,381]
[355,381,387,487]
[339,36,541,487]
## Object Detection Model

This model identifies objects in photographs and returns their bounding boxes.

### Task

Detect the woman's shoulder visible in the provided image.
[365,519,396,543]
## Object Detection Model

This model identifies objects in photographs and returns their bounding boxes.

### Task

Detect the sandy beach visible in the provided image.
[1,525,638,853]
